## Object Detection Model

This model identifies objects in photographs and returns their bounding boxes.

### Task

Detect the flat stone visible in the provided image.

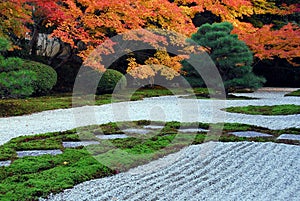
[122,128,151,135]
[277,134,300,141]
[96,134,128,140]
[230,131,273,138]
[143,125,164,129]
[17,150,62,158]
[62,141,100,148]
[0,160,11,167]
[178,128,209,133]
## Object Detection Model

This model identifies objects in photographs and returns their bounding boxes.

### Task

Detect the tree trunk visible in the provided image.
[29,24,39,56]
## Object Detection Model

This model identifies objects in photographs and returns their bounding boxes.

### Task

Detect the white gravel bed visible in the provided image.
[0,88,299,145]
[41,141,300,201]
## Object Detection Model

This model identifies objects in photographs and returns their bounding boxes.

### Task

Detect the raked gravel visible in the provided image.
[41,141,300,201]
[0,88,299,145]
[1,88,299,200]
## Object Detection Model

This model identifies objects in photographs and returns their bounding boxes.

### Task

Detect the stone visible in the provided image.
[230,131,273,138]
[122,128,151,135]
[277,134,300,141]
[143,125,164,129]
[96,134,128,140]
[17,150,62,158]
[62,141,100,148]
[178,128,209,133]
[0,160,11,167]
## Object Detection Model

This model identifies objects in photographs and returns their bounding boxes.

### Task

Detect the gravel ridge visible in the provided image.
[41,141,300,201]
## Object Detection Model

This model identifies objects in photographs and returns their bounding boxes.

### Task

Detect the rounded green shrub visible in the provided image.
[22,61,57,95]
[97,69,127,94]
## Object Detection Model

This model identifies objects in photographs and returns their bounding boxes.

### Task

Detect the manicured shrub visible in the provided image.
[97,69,127,94]
[22,60,57,95]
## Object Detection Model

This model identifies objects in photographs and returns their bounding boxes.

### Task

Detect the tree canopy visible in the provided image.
[1,0,298,66]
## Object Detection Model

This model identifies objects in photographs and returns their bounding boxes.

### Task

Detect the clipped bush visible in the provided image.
[22,60,57,95]
[97,69,127,94]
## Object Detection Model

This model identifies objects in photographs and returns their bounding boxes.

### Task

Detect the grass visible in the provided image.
[224,104,300,115]
[0,120,299,200]
[0,87,195,117]
[285,89,300,97]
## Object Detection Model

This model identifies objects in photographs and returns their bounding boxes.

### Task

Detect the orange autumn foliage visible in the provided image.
[127,50,183,80]
[237,23,300,65]
[1,0,299,80]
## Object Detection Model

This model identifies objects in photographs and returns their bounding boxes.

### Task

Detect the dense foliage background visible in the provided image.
[0,0,299,97]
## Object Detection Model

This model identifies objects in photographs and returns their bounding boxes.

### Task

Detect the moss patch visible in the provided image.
[285,89,300,97]
[224,104,300,115]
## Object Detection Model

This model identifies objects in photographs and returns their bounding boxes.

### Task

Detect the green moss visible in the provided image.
[224,104,300,115]
[0,149,113,201]
[1,120,299,200]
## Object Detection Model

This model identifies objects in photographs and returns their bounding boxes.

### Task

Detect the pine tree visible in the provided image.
[183,22,266,92]
[0,37,36,98]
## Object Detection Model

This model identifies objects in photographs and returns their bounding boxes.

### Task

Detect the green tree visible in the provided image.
[183,22,266,92]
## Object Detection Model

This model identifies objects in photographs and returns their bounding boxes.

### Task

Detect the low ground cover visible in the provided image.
[0,120,299,200]
[224,104,300,115]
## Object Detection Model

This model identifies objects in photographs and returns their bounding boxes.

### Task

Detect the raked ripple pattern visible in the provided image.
[41,141,300,201]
